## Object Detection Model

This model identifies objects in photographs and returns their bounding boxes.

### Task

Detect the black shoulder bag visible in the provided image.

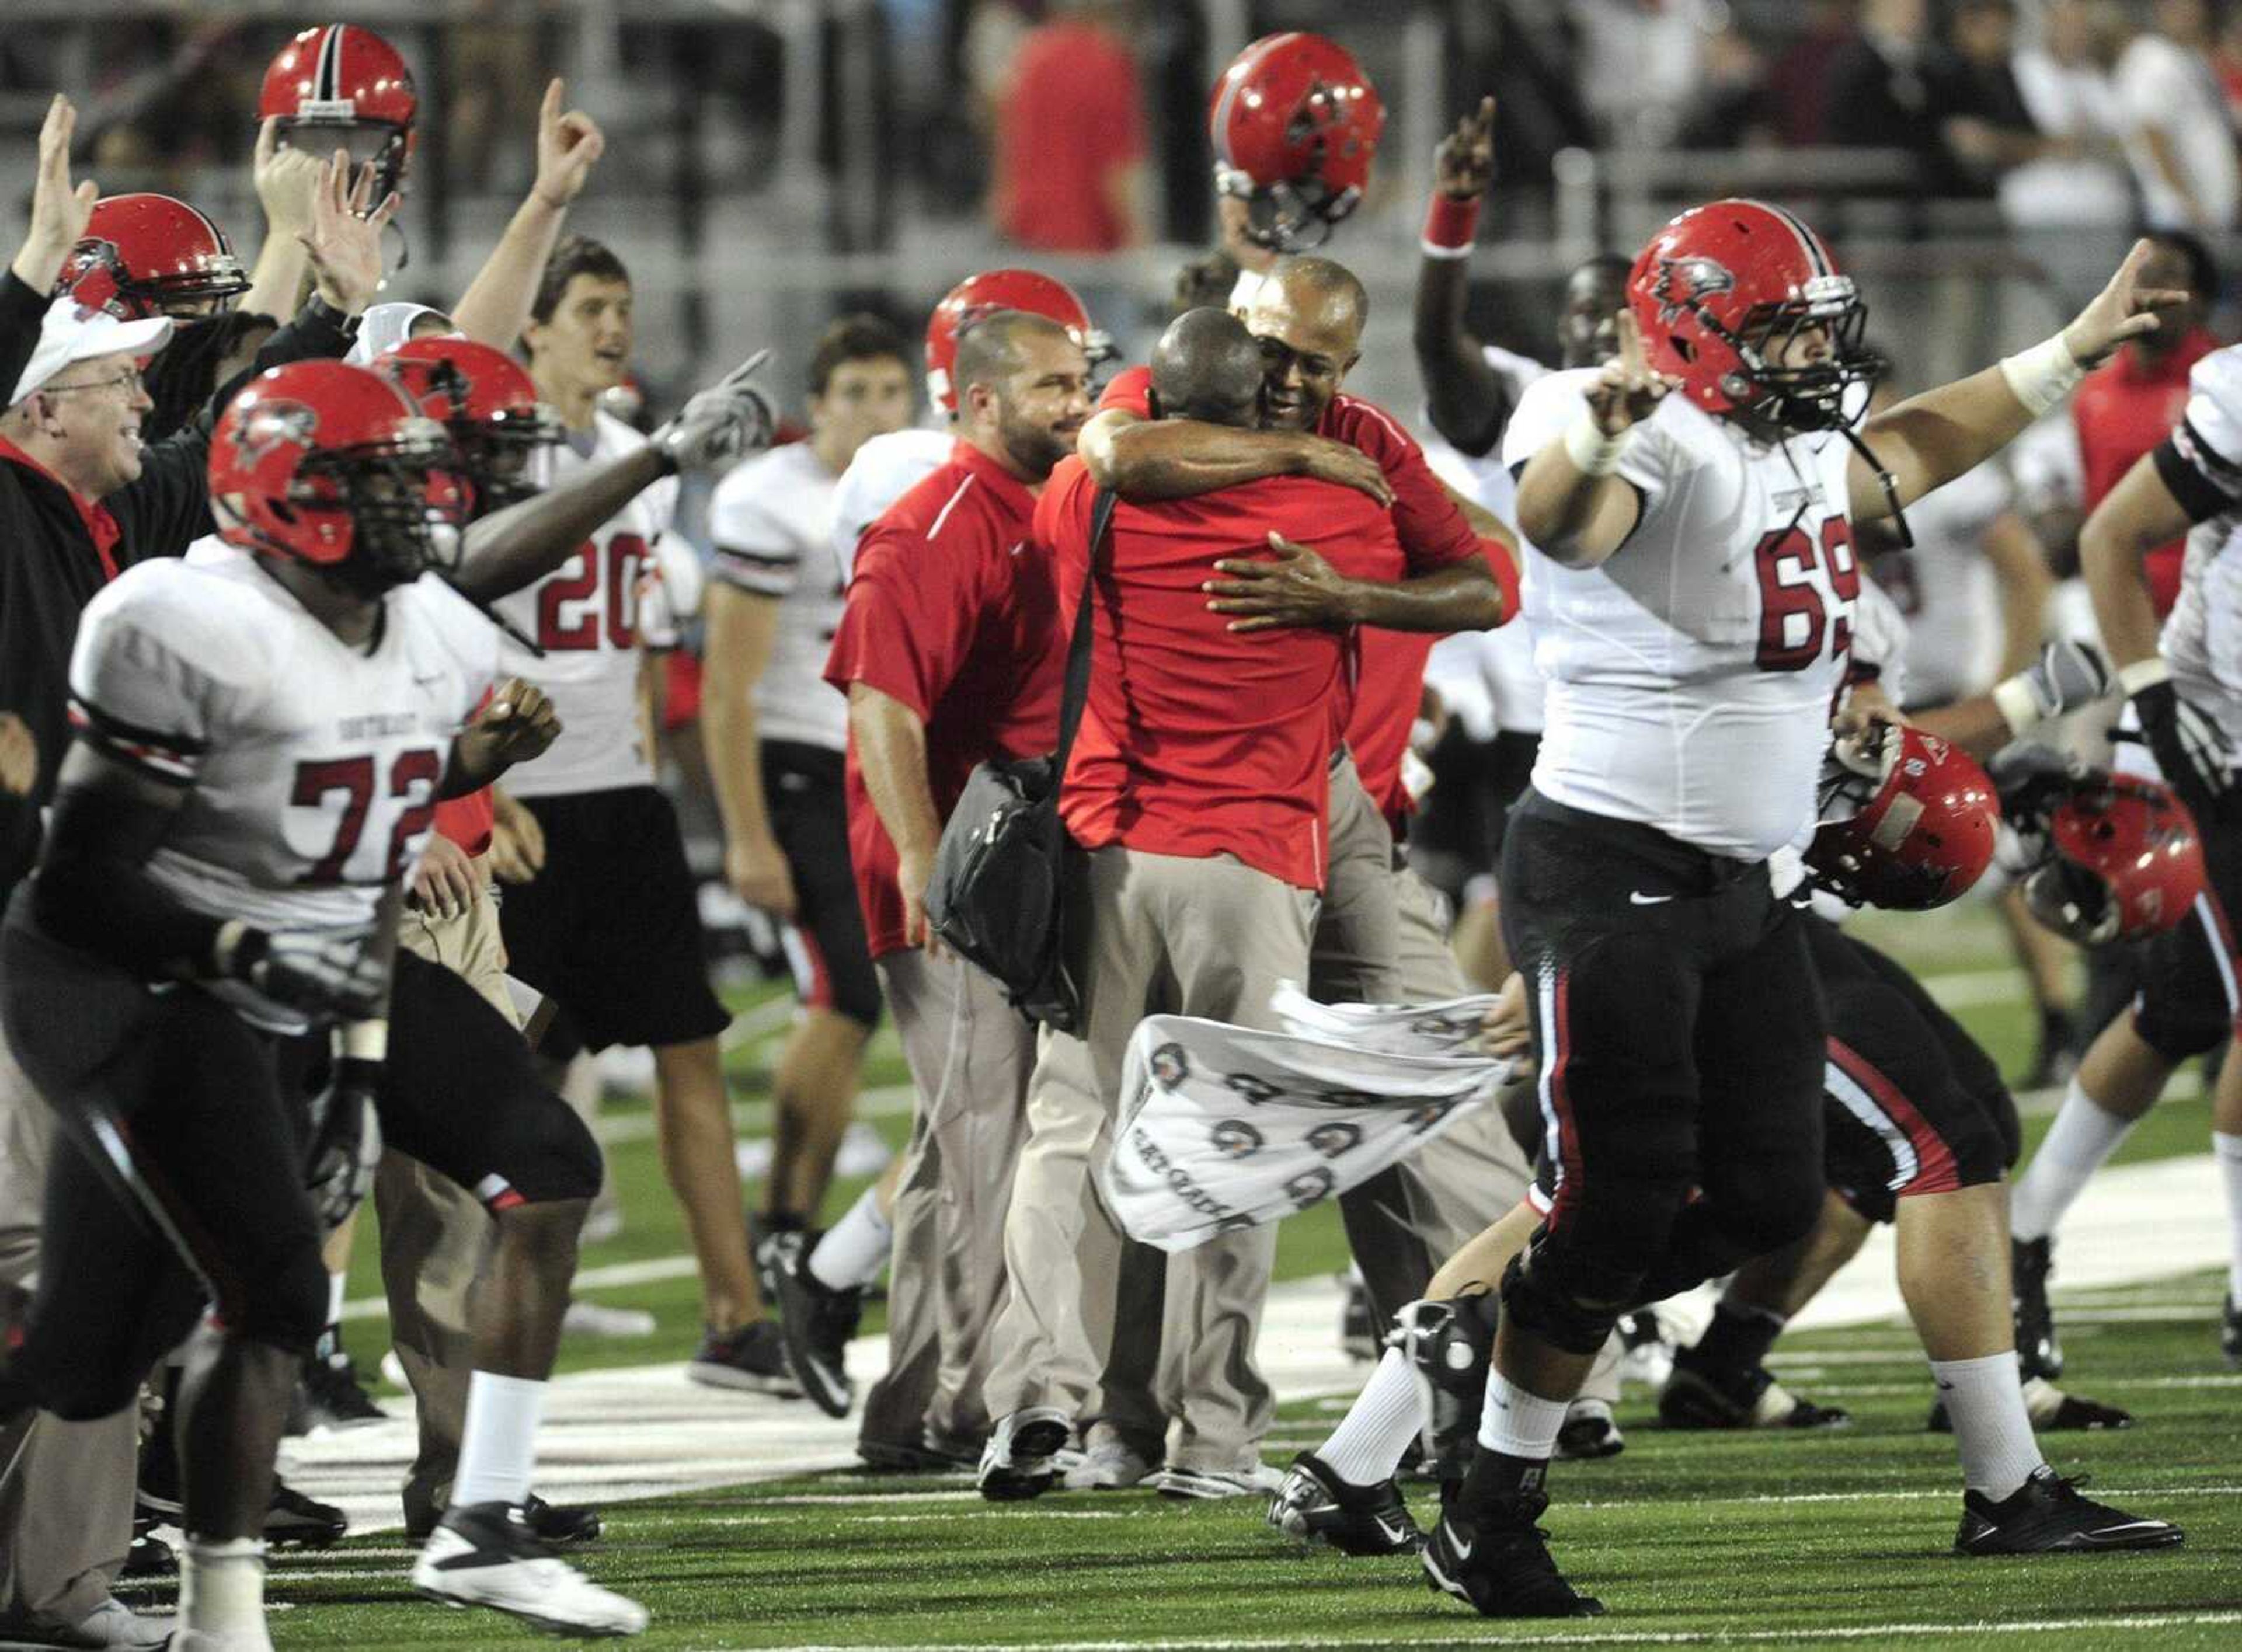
[922,488,1115,1033]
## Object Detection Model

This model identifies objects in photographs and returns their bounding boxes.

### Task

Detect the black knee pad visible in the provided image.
[225,1242,330,1358]
[1939,1096,2011,1192]
[2129,997,2227,1065]
[29,1347,147,1423]
[1703,1170,1825,1260]
[828,957,885,1033]
[499,1093,603,1207]
[1497,1245,1623,1359]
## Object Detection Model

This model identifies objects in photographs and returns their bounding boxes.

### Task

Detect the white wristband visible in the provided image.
[2119,656,2172,697]
[1562,414,1631,478]
[1998,334,2086,417]
[340,1019,389,1062]
[1991,674,2043,738]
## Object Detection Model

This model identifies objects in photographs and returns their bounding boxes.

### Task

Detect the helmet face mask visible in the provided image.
[290,436,461,595]
[375,337,559,516]
[1724,281,1881,437]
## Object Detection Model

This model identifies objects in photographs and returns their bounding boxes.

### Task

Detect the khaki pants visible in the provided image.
[0,1019,134,1635]
[377,867,515,1523]
[858,949,1036,1457]
[987,846,1315,1472]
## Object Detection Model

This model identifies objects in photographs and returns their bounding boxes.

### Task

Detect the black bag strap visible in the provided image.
[1051,487,1117,780]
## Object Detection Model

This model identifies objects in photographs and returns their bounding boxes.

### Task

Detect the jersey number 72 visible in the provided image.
[291,749,445,884]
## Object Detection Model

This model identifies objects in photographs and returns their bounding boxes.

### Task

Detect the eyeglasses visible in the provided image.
[43,366,147,398]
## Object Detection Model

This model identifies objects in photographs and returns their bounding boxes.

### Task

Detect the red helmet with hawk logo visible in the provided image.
[210,360,460,590]
[375,336,558,511]
[2025,773,2206,944]
[1209,33,1385,253]
[1808,721,1999,911]
[259,24,418,203]
[58,194,249,321]
[924,269,1109,415]
[1629,198,1879,433]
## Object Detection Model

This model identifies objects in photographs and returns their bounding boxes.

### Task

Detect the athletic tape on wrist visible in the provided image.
[1421,194,1481,259]
[340,1019,389,1063]
[2119,656,2172,697]
[1991,674,2042,738]
[1562,414,1630,477]
[1998,334,2086,417]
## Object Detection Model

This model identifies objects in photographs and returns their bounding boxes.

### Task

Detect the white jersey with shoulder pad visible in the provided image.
[1501,369,1864,860]
[830,427,953,584]
[1423,346,1553,736]
[490,410,680,798]
[1861,460,2008,707]
[69,551,495,1029]
[708,440,847,751]
[2156,341,2242,756]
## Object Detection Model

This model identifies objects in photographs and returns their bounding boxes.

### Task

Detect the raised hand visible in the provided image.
[1435,96,1496,202]
[461,677,562,775]
[252,116,325,242]
[2062,238,2194,368]
[532,78,606,209]
[300,149,401,316]
[656,349,778,473]
[1584,309,1675,437]
[13,95,98,293]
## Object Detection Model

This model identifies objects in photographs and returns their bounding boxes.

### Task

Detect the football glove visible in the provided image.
[223,922,388,1020]
[1994,637,2112,734]
[655,349,776,473]
[2129,663,2233,818]
[304,1055,384,1231]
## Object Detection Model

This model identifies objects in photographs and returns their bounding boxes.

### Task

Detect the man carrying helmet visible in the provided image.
[2011,330,2242,1377]
[1426,204,2185,1617]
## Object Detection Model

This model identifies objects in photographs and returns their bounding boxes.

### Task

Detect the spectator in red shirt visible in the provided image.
[980,307,1405,1501]
[990,1,1149,253]
[2073,232,2221,616]
[821,309,1091,1470]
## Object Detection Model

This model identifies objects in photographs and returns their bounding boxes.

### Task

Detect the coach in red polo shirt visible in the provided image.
[2074,233,2220,617]
[980,306,1409,1501]
[822,308,1089,1470]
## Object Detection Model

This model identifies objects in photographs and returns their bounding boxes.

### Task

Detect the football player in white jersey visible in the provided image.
[0,361,648,1646]
[702,313,914,1413]
[1418,202,2182,1618]
[494,235,798,1392]
[2020,336,2242,1374]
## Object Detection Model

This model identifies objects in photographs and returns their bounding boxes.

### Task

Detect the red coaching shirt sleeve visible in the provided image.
[1329,396,1481,575]
[1097,365,1153,419]
[823,523,987,723]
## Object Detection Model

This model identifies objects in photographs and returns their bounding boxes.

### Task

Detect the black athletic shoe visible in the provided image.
[1659,1355,1850,1430]
[123,1517,175,1578]
[772,1244,862,1419]
[266,1476,348,1548]
[1554,1399,1627,1459]
[1421,1493,1604,1618]
[750,1218,810,1302]
[405,1490,603,1545]
[1955,1467,2184,1554]
[687,1319,800,1396]
[2222,1293,2241,1369]
[858,1435,980,1474]
[1266,1452,1425,1556]
[2013,1236,2063,1381]
[294,1350,388,1433]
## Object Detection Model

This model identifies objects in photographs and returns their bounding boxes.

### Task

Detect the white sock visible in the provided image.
[2010,1079,2135,1241]
[1933,1353,2045,1500]
[1477,1370,1571,1460]
[2215,1131,2242,1300]
[1318,1348,1423,1487]
[325,1271,347,1327]
[180,1537,270,1644]
[808,1185,892,1292]
[451,1371,546,1510]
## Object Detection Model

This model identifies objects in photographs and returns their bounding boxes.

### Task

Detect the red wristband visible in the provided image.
[1482,534,1523,628]
[1422,193,1481,257]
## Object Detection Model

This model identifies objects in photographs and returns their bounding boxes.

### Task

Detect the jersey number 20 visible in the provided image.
[537,534,648,651]
[1754,517,1858,672]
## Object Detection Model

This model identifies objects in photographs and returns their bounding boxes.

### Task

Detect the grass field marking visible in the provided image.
[741,1612,2242,1652]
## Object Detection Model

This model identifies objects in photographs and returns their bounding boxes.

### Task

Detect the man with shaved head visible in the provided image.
[977,308,1409,1500]
[824,306,1093,1471]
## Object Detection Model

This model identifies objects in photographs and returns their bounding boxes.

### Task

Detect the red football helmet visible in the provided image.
[1808,722,2000,911]
[923,269,1110,415]
[375,336,557,511]
[1209,32,1384,253]
[2025,775,2206,944]
[58,194,249,322]
[259,24,418,203]
[1628,198,1879,433]
[210,360,461,591]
